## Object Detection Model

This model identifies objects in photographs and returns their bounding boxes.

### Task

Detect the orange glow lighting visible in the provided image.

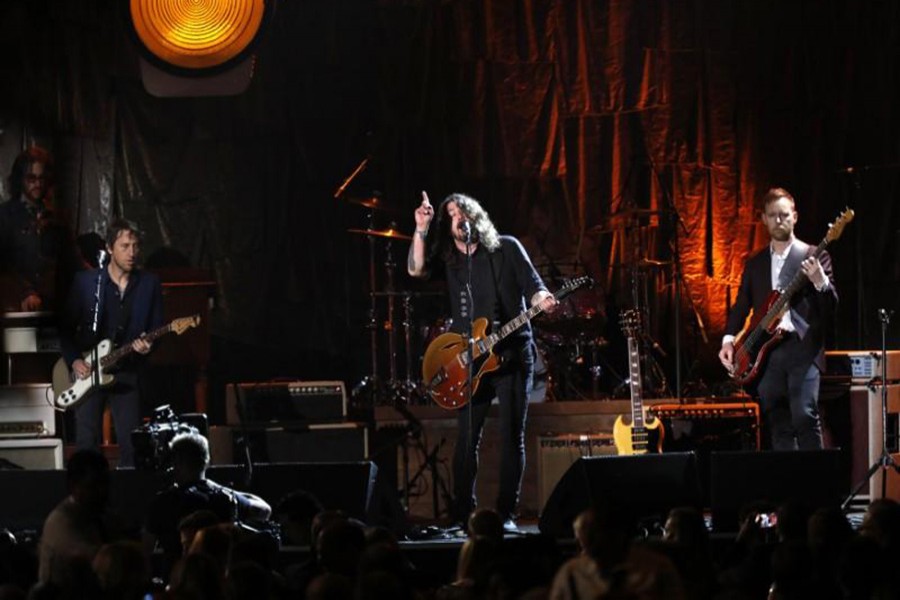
[130,0,266,70]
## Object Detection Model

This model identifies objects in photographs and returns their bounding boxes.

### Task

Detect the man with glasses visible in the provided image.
[0,146,83,312]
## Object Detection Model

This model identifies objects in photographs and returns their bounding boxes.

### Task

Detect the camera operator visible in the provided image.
[143,431,271,574]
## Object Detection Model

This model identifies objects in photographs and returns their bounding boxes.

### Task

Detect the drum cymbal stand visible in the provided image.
[351,212,383,413]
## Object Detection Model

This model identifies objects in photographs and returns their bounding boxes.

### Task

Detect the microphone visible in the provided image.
[97,249,108,268]
[460,221,472,242]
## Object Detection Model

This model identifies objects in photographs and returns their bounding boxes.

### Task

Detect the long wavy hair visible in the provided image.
[7,146,54,203]
[430,193,501,263]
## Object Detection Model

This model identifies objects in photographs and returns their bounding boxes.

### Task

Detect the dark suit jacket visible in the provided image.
[725,240,838,371]
[60,267,163,370]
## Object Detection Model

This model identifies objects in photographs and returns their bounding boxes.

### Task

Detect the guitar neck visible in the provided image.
[627,336,645,428]
[759,237,830,330]
[99,322,172,368]
[489,303,547,349]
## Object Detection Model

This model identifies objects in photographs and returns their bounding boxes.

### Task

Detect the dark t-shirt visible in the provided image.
[437,235,546,355]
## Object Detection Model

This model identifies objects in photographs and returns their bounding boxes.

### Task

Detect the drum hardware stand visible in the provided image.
[390,395,453,518]
[358,207,382,407]
[842,308,899,510]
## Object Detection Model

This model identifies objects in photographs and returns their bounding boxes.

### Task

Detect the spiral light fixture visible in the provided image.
[130,0,267,73]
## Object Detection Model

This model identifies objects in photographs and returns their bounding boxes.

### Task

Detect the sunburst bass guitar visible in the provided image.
[730,208,854,385]
[51,315,201,410]
[612,309,664,455]
[422,276,592,410]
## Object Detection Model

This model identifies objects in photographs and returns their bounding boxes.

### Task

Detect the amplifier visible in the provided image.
[648,402,760,452]
[225,381,347,426]
[826,350,900,383]
[0,438,63,469]
[0,384,56,437]
[537,433,616,510]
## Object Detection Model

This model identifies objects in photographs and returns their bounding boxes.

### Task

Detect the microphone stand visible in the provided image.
[464,224,475,524]
[90,251,107,393]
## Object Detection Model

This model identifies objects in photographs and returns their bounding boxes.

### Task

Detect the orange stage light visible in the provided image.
[130,0,267,72]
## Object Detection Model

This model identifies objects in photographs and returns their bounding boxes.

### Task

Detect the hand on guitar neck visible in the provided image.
[70,334,153,380]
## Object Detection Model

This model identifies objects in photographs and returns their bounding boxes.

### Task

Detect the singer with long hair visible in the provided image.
[408,192,556,531]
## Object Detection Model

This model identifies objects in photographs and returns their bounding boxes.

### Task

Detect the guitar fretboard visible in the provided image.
[481,278,588,354]
[626,335,647,450]
[99,322,174,368]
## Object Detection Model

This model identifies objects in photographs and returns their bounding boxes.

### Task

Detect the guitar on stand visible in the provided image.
[613,309,664,455]
[422,276,592,410]
[730,208,854,385]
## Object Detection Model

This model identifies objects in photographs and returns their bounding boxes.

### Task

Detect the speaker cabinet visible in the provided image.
[538,452,701,538]
[212,423,369,464]
[862,385,900,499]
[0,438,63,470]
[537,434,616,511]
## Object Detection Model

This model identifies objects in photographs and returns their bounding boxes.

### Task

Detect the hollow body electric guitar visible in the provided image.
[52,315,201,410]
[612,309,664,455]
[422,276,592,410]
[730,208,854,386]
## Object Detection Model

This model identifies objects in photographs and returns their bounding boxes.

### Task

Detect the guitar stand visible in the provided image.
[842,308,897,511]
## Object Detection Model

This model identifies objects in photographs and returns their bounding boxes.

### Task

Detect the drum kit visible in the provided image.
[343,197,442,407]
[342,193,679,406]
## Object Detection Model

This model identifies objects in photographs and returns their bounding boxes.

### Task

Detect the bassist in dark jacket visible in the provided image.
[719,188,838,450]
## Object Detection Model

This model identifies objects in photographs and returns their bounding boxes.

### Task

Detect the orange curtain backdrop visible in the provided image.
[389,0,887,349]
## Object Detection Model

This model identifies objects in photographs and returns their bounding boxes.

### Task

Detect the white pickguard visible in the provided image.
[52,339,115,410]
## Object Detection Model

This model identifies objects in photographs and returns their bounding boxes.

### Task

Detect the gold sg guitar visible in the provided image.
[612,309,664,454]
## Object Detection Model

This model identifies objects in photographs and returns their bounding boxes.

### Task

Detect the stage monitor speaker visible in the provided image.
[538,452,701,538]
[0,438,63,470]
[709,449,845,532]
[537,433,616,511]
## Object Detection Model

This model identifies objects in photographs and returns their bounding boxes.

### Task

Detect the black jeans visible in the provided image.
[75,370,141,467]
[756,334,824,451]
[452,343,534,521]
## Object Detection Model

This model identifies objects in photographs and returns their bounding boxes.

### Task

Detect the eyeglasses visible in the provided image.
[25,174,48,183]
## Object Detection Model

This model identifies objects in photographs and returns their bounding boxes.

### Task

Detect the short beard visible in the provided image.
[770,228,791,242]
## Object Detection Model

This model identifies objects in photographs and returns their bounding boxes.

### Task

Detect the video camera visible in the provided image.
[131,405,207,471]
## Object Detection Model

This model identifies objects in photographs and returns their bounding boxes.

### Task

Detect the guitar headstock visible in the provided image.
[555,276,593,300]
[825,208,855,243]
[619,309,641,337]
[172,315,201,335]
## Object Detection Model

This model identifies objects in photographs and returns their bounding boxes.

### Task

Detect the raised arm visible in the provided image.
[407,191,434,278]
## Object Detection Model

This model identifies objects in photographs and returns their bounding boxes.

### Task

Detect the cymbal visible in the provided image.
[346,196,395,212]
[347,227,412,241]
[609,258,674,269]
[591,208,674,233]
